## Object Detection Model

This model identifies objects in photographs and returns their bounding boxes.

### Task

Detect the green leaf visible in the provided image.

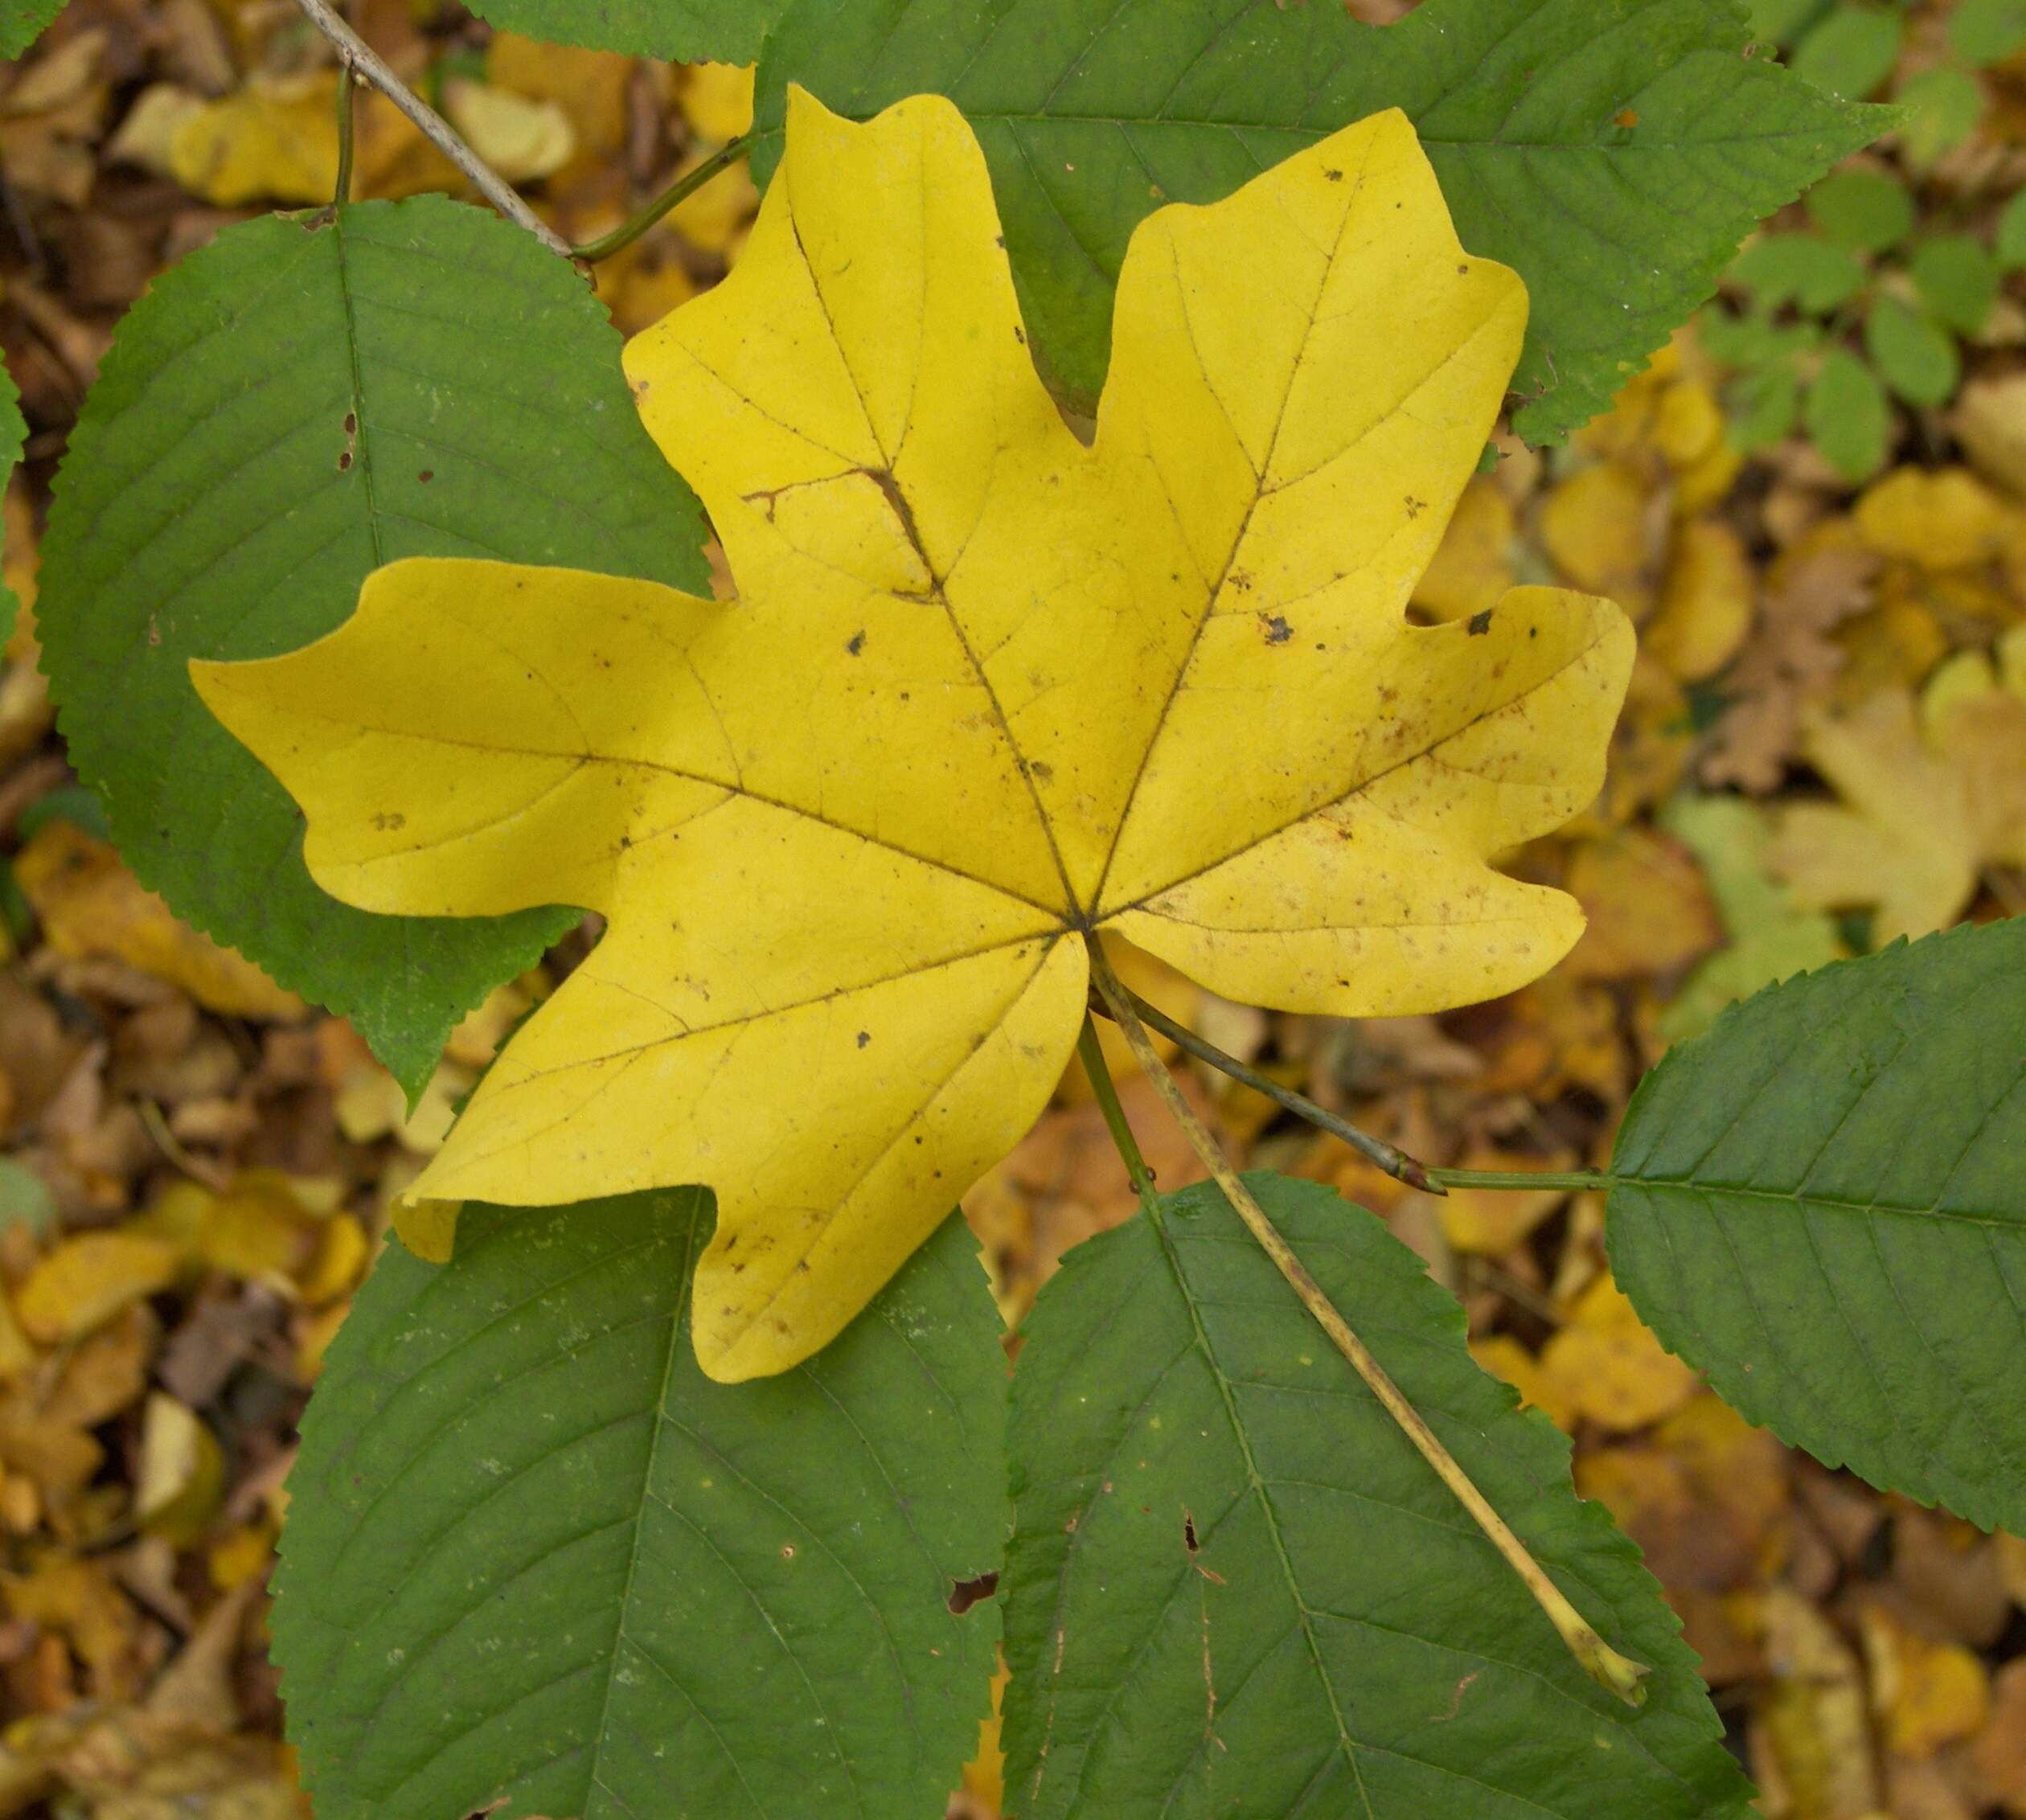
[1698,307,1819,369]
[35,198,710,1098]
[1911,232,2001,334]
[1999,187,2026,271]
[1729,232,1870,311]
[1804,346,1890,479]
[1609,919,2026,1533]
[1790,2,1905,97]
[0,1158,55,1237]
[276,1190,1006,1819]
[1863,291,1961,407]
[464,0,788,62]
[0,359,23,650]
[1894,66,1987,166]
[1748,0,1831,42]
[1726,362,1805,449]
[757,0,1885,445]
[1948,0,2026,65]
[1003,1174,1754,1819]
[1806,168,1913,253]
[0,0,67,58]
[15,783,109,844]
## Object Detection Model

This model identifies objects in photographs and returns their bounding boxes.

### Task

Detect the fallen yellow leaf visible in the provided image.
[1411,474,1515,624]
[1856,466,2013,572]
[195,93,1631,1380]
[1564,826,1723,981]
[486,31,633,167]
[135,1392,224,1550]
[1772,638,2026,943]
[14,822,305,1020]
[1470,1334,1579,1430]
[1861,1604,1991,1761]
[168,76,335,207]
[680,62,756,144]
[1543,461,1655,613]
[1540,1272,1699,1432]
[14,1233,183,1346]
[1646,517,1754,683]
[1754,1586,1885,1819]
[442,80,575,185]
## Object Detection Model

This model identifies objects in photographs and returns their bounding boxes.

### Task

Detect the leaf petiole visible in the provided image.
[333,64,356,207]
[1427,1167,1614,1194]
[1085,941,1651,1707]
[572,136,756,264]
[1077,1013,1157,1202]
[1091,985,1445,1195]
[288,0,572,256]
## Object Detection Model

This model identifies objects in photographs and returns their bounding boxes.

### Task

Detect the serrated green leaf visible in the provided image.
[1895,66,1988,166]
[1999,188,2026,271]
[1806,167,1913,253]
[757,0,1885,445]
[1911,232,2001,334]
[1805,345,1890,479]
[1730,232,1870,310]
[36,199,710,1098]
[0,360,23,650]
[1791,2,1905,97]
[465,0,788,62]
[1864,291,1961,407]
[0,0,66,58]
[277,1190,1005,1820]
[1003,1174,1754,1819]
[1609,919,2026,1533]
[1949,0,2026,65]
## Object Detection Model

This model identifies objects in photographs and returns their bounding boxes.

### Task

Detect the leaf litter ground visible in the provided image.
[0,0,2024,1815]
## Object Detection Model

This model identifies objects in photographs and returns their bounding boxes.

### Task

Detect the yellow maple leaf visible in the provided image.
[192,92,1631,1381]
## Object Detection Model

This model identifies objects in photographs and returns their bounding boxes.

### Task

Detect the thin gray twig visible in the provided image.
[289,0,572,256]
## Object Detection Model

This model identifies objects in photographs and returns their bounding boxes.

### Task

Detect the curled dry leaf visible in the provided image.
[195,92,1632,1380]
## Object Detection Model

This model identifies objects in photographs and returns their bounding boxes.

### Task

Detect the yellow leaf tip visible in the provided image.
[392,1195,461,1264]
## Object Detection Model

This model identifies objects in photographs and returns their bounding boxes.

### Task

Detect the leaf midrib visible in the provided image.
[1137,1205,1375,1820]
[1616,1177,2024,1233]
[576,1207,778,1820]
[326,213,385,580]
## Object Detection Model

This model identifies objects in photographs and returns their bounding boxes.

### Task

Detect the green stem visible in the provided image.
[572,135,754,264]
[333,64,356,207]
[1097,987,1443,1195]
[1077,1013,1156,1201]
[1425,1169,1612,1195]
